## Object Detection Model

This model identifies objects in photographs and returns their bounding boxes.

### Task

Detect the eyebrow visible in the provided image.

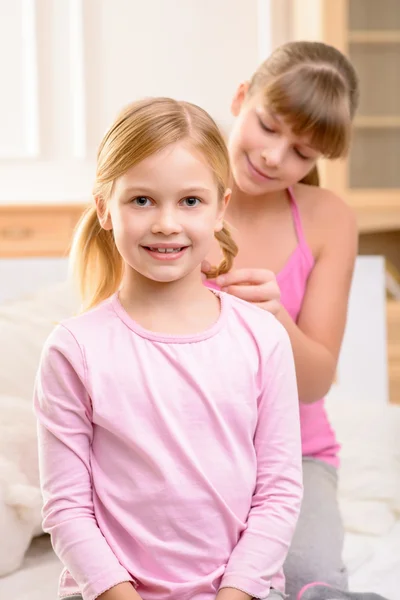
[121,185,213,195]
[297,143,319,154]
[257,106,279,123]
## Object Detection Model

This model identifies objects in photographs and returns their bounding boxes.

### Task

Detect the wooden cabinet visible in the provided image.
[323,0,400,404]
[321,0,400,234]
[290,0,400,402]
[0,204,86,258]
[387,300,400,404]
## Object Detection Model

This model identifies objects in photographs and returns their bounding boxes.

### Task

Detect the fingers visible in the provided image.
[223,280,280,304]
[216,268,275,287]
[223,282,281,315]
[257,300,281,316]
[201,260,212,273]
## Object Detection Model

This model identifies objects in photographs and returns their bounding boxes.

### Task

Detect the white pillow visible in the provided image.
[0,395,43,540]
[326,397,400,535]
[0,281,78,401]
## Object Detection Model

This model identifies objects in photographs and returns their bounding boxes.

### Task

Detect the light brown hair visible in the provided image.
[69,97,238,311]
[248,41,359,185]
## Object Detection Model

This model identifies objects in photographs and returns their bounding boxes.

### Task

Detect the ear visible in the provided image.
[95,195,112,230]
[231,82,250,117]
[214,188,231,233]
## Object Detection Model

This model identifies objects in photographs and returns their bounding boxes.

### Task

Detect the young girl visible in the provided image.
[203,42,388,600]
[34,97,303,600]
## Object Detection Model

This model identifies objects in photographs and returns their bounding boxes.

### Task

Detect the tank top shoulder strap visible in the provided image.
[287,186,308,250]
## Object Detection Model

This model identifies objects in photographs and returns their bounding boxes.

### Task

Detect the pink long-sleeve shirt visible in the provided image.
[34,291,302,600]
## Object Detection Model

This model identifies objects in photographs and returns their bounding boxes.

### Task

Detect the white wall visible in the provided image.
[269,0,324,47]
[0,0,269,205]
[328,256,389,405]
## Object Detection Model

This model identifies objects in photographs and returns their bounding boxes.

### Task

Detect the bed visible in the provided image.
[0,203,399,600]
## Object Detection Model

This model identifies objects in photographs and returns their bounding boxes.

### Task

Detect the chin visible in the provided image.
[145,273,183,284]
[238,172,287,195]
[144,267,195,284]
[235,174,267,196]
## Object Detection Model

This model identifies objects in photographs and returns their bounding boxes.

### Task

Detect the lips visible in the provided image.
[145,247,184,254]
[141,244,190,261]
[245,154,276,181]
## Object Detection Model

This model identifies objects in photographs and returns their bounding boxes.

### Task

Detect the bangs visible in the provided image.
[263,65,352,158]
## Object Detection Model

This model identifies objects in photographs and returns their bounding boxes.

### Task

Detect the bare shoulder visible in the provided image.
[292,183,358,257]
[292,182,357,225]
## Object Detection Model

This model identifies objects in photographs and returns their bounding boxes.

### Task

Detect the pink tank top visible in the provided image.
[276,188,339,467]
[206,188,340,467]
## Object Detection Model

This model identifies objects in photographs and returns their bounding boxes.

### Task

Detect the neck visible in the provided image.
[118,266,217,334]
[227,180,289,222]
[121,267,208,310]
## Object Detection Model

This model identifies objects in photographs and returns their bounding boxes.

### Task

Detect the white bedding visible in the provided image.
[2,524,400,600]
[0,536,60,600]
[345,520,400,599]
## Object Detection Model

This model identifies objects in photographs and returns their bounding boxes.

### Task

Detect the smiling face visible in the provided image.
[228,85,322,195]
[97,141,229,284]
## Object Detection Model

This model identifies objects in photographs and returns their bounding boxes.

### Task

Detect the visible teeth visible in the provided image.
[149,247,182,253]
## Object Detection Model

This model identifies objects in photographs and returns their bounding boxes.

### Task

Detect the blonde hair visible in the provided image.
[247,41,359,186]
[70,97,238,311]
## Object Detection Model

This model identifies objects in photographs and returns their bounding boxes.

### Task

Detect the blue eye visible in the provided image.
[132,196,152,207]
[181,197,201,207]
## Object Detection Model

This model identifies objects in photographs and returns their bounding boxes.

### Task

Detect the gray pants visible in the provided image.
[283,458,348,599]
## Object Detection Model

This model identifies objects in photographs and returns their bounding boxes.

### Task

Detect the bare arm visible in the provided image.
[209,193,358,404]
[276,195,358,402]
[216,588,252,600]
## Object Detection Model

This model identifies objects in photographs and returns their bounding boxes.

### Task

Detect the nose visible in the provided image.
[151,208,183,236]
[261,140,287,169]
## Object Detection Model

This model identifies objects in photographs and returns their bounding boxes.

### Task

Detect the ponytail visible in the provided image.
[300,164,320,187]
[69,206,124,312]
[205,222,238,279]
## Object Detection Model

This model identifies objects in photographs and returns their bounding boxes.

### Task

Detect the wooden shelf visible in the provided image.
[345,191,400,233]
[387,300,400,405]
[0,204,87,258]
[354,116,400,128]
[349,30,400,43]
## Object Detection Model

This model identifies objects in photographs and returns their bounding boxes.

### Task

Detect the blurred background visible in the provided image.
[0,0,399,398]
[0,2,399,599]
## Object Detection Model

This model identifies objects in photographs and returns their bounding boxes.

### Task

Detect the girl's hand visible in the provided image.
[202,261,281,316]
[216,588,252,600]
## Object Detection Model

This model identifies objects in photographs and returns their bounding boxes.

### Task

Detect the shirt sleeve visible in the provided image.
[34,325,134,600]
[220,322,303,598]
